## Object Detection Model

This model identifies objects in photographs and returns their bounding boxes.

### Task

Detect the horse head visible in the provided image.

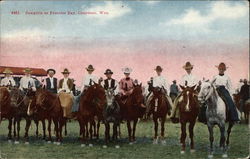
[179,85,197,112]
[9,87,22,107]
[105,87,116,107]
[131,83,145,107]
[87,83,106,111]
[28,88,46,116]
[198,82,214,104]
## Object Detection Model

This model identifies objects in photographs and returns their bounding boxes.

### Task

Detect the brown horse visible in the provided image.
[233,93,249,123]
[118,84,145,143]
[78,83,106,146]
[149,87,169,144]
[0,87,13,141]
[178,85,199,154]
[28,88,66,144]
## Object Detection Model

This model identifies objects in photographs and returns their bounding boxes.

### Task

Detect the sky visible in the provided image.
[0,1,249,88]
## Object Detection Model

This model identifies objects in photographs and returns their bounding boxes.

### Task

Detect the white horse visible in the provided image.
[198,82,234,158]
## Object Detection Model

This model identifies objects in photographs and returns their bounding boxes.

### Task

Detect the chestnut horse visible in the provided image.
[0,87,13,140]
[119,84,145,143]
[149,87,169,144]
[28,88,66,143]
[178,85,199,154]
[78,83,106,146]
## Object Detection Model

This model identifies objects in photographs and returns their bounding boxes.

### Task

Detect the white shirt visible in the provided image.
[81,74,99,92]
[58,78,71,93]
[181,73,198,87]
[49,77,54,89]
[152,75,170,95]
[212,74,234,94]
[101,79,119,95]
[19,76,36,91]
[0,77,16,87]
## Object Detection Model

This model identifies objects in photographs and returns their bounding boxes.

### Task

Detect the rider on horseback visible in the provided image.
[101,69,119,95]
[0,68,16,87]
[80,65,99,92]
[119,67,134,99]
[170,62,199,122]
[212,62,240,122]
[145,66,173,116]
[19,68,36,94]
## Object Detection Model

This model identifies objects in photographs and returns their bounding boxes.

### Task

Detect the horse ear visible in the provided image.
[191,85,196,90]
[179,85,185,90]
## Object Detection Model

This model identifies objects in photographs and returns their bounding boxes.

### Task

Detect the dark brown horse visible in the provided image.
[178,85,199,154]
[233,93,249,123]
[149,87,169,144]
[28,88,66,144]
[0,87,13,141]
[118,84,145,143]
[78,83,106,146]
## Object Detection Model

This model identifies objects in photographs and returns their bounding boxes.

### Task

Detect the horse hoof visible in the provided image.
[81,144,86,147]
[161,140,166,145]
[89,144,93,147]
[115,145,120,149]
[153,139,158,145]
[24,142,29,145]
[129,142,133,145]
[180,151,185,154]
[190,149,195,153]
[222,154,228,158]
[14,141,20,144]
[208,154,213,158]
[103,145,107,149]
[57,142,61,145]
[8,140,12,143]
[47,141,52,144]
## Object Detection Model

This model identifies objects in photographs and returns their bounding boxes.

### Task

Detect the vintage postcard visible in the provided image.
[0,1,249,159]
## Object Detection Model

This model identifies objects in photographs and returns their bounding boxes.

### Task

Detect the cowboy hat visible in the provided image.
[61,68,70,74]
[47,68,56,74]
[104,69,113,75]
[183,61,194,70]
[23,68,33,73]
[215,62,228,70]
[122,67,132,74]
[3,68,13,74]
[86,65,95,71]
[154,66,163,71]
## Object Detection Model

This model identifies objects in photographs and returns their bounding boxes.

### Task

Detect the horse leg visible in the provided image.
[86,123,89,139]
[153,116,158,143]
[218,123,227,157]
[161,116,166,144]
[13,118,16,138]
[226,122,234,146]
[35,119,39,137]
[126,120,132,142]
[104,122,110,144]
[7,118,13,140]
[64,121,67,136]
[89,121,93,140]
[47,119,52,142]
[112,122,118,140]
[180,122,187,154]
[189,121,195,152]
[17,119,21,142]
[207,124,214,157]
[93,120,96,137]
[24,118,31,143]
[118,123,121,139]
[96,120,100,140]
[132,119,138,142]
[42,119,46,140]
[53,119,59,142]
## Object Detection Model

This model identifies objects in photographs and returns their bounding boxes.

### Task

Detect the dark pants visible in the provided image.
[217,86,239,121]
[47,89,57,94]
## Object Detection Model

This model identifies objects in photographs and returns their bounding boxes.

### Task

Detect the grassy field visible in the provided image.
[0,119,249,159]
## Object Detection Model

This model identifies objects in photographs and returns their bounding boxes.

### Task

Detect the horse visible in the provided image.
[118,84,145,143]
[149,87,169,144]
[103,87,121,146]
[198,82,234,158]
[78,83,106,146]
[233,93,249,123]
[177,85,199,154]
[28,88,66,144]
[0,87,13,141]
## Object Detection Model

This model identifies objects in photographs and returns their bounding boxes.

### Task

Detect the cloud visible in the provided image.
[84,2,131,22]
[144,1,159,5]
[165,1,248,29]
[2,28,48,40]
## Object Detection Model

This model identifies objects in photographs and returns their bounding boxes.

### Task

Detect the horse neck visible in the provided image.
[206,87,218,109]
